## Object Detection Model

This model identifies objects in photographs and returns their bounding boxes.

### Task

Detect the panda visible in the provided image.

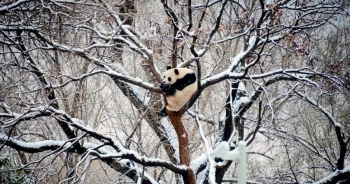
[159,67,197,114]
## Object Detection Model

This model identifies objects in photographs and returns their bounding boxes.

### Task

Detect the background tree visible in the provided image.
[0,0,349,183]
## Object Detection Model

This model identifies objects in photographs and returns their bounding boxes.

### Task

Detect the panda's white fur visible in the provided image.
[160,68,197,112]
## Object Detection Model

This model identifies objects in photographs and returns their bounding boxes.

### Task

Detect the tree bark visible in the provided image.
[167,109,196,184]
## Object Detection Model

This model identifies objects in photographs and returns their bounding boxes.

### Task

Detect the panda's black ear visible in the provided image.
[166,66,171,70]
[174,69,179,75]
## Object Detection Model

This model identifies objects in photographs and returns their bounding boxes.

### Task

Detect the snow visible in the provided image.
[238,82,246,91]
[161,118,179,161]
[190,153,208,172]
[195,111,210,154]
[218,113,225,125]
[265,0,273,5]
[0,25,35,31]
[0,102,21,118]
[230,51,248,70]
[201,40,259,87]
[267,35,283,41]
[1,132,183,183]
[236,97,250,105]
[258,35,283,45]
[83,143,112,154]
[208,159,217,184]
[71,118,84,125]
[103,64,153,105]
[314,165,350,184]
[201,51,249,86]
[0,134,71,149]
[295,91,342,128]
[53,0,74,2]
[212,141,239,160]
[0,0,29,12]
[50,108,66,115]
[195,109,220,183]
[120,25,153,56]
[211,141,247,183]
[95,23,108,35]
[248,35,257,47]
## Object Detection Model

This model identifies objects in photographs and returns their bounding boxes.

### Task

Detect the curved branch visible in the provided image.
[0,134,76,153]
[0,0,32,13]
[0,108,188,175]
[0,134,170,183]
[294,91,346,170]
[314,165,350,184]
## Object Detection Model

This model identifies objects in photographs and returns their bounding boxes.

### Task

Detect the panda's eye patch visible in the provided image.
[168,77,171,82]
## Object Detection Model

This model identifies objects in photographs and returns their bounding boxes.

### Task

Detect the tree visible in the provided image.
[0,0,349,183]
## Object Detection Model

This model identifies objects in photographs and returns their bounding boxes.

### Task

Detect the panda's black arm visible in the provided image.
[173,73,196,90]
[160,84,177,96]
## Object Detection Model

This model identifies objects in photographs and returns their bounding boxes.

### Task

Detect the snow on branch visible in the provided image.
[314,165,350,184]
[48,107,188,174]
[280,3,342,12]
[214,27,252,44]
[98,0,153,59]
[212,141,239,160]
[102,67,161,93]
[0,103,53,127]
[202,66,316,90]
[0,0,31,13]
[27,32,160,94]
[1,104,188,174]
[201,45,255,88]
[294,91,341,128]
[88,147,188,174]
[50,65,160,95]
[0,25,36,31]
[0,134,74,153]
[273,128,335,168]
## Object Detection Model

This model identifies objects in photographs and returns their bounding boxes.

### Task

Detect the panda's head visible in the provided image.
[161,68,180,85]
[161,67,195,85]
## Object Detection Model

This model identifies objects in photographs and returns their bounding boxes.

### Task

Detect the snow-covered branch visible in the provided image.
[314,165,350,184]
[1,0,349,183]
[1,106,188,175]
[0,134,75,153]
[294,91,341,128]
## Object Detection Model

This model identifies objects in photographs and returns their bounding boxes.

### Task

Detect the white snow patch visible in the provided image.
[190,153,208,172]
[0,134,71,149]
[208,159,217,184]
[249,35,257,47]
[212,141,240,161]
[314,165,350,184]
[266,0,273,5]
[237,97,250,105]
[160,118,179,161]
[238,82,246,91]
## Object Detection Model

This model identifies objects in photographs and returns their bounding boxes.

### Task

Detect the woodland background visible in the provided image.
[0,0,350,183]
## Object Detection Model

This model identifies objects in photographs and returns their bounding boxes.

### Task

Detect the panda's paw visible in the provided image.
[159,84,170,91]
[156,107,168,117]
[160,84,176,94]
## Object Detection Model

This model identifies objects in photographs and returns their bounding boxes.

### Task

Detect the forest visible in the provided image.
[0,0,349,183]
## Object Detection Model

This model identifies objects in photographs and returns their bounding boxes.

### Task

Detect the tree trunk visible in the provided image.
[167,109,196,184]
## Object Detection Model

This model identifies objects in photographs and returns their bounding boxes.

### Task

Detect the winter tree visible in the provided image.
[0,0,349,183]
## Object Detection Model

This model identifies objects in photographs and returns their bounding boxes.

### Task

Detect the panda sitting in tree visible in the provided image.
[158,66,197,116]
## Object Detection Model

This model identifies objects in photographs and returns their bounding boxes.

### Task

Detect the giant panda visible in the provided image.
[159,67,197,114]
